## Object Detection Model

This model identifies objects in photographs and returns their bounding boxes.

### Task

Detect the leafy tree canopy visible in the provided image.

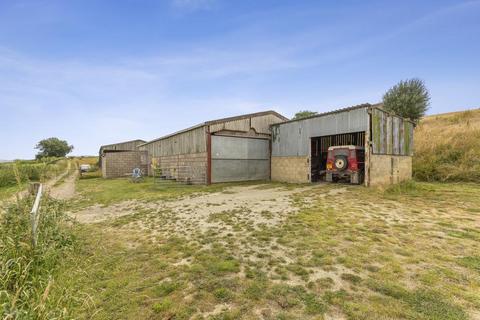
[383,78,430,122]
[292,110,318,120]
[35,137,73,159]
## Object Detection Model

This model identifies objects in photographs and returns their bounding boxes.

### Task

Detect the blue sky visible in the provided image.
[1,0,479,159]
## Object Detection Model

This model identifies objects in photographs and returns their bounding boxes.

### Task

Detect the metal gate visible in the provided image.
[211,135,270,183]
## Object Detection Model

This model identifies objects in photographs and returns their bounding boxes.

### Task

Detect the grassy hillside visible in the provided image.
[414,108,480,182]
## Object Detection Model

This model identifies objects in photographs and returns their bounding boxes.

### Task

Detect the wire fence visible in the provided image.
[153,165,207,186]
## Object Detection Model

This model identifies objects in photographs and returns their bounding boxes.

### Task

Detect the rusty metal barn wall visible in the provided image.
[271,107,369,157]
[371,108,414,156]
[138,126,207,157]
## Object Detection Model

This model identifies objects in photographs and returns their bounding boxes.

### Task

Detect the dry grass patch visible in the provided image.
[414,108,480,182]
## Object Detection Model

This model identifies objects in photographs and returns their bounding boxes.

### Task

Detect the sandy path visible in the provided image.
[48,169,78,200]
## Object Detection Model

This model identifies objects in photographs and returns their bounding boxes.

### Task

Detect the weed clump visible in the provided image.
[0,195,76,319]
[383,180,427,196]
[0,158,68,188]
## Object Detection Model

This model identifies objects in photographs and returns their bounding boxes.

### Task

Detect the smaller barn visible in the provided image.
[99,139,146,156]
[99,139,148,178]
[138,111,288,184]
[271,104,414,186]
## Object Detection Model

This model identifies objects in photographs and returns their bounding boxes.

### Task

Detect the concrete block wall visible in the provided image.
[271,156,310,183]
[369,155,412,186]
[102,151,149,178]
[153,152,207,184]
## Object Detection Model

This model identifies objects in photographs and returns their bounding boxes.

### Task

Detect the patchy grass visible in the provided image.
[70,177,275,210]
[71,177,221,209]
[53,181,480,319]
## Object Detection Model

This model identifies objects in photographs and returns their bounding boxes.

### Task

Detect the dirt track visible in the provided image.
[49,169,78,200]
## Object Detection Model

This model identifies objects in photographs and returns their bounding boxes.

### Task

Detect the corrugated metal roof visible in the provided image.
[138,110,288,147]
[271,105,371,157]
[205,110,288,125]
[99,139,146,150]
[272,103,373,126]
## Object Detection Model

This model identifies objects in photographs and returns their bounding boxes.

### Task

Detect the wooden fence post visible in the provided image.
[30,183,43,248]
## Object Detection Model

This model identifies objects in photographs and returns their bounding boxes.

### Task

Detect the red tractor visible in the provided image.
[325,145,365,184]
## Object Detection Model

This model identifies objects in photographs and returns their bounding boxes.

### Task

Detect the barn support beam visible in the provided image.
[365,109,372,187]
[206,127,212,185]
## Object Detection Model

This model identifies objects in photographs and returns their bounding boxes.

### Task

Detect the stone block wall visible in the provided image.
[369,154,412,186]
[153,152,207,184]
[101,151,149,178]
[271,156,310,183]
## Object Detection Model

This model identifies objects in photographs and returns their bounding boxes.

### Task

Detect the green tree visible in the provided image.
[383,78,430,122]
[35,137,73,159]
[292,110,318,120]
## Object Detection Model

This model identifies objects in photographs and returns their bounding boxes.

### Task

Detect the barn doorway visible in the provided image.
[310,132,365,182]
[210,135,270,183]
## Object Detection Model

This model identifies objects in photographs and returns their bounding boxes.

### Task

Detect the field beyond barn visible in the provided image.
[414,108,480,182]
[47,177,480,320]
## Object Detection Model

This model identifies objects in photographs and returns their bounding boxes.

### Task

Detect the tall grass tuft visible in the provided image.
[414,108,480,182]
[0,195,77,319]
[0,158,68,188]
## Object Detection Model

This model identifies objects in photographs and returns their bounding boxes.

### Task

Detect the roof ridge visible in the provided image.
[100,139,146,148]
[272,103,372,125]
[139,110,288,146]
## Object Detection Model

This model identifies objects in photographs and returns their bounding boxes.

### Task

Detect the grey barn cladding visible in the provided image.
[271,104,370,157]
[270,103,414,186]
[137,110,288,184]
[99,139,146,155]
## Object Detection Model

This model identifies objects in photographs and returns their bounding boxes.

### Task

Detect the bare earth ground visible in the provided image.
[49,168,78,200]
[64,180,480,320]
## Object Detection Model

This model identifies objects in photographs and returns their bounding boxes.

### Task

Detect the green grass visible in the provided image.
[368,281,467,320]
[0,158,69,188]
[71,176,267,210]
[0,184,24,201]
[0,195,78,319]
[458,256,480,272]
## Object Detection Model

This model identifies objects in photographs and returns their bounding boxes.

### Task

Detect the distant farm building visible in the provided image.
[138,111,288,184]
[99,139,148,178]
[99,139,146,155]
[270,104,414,186]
